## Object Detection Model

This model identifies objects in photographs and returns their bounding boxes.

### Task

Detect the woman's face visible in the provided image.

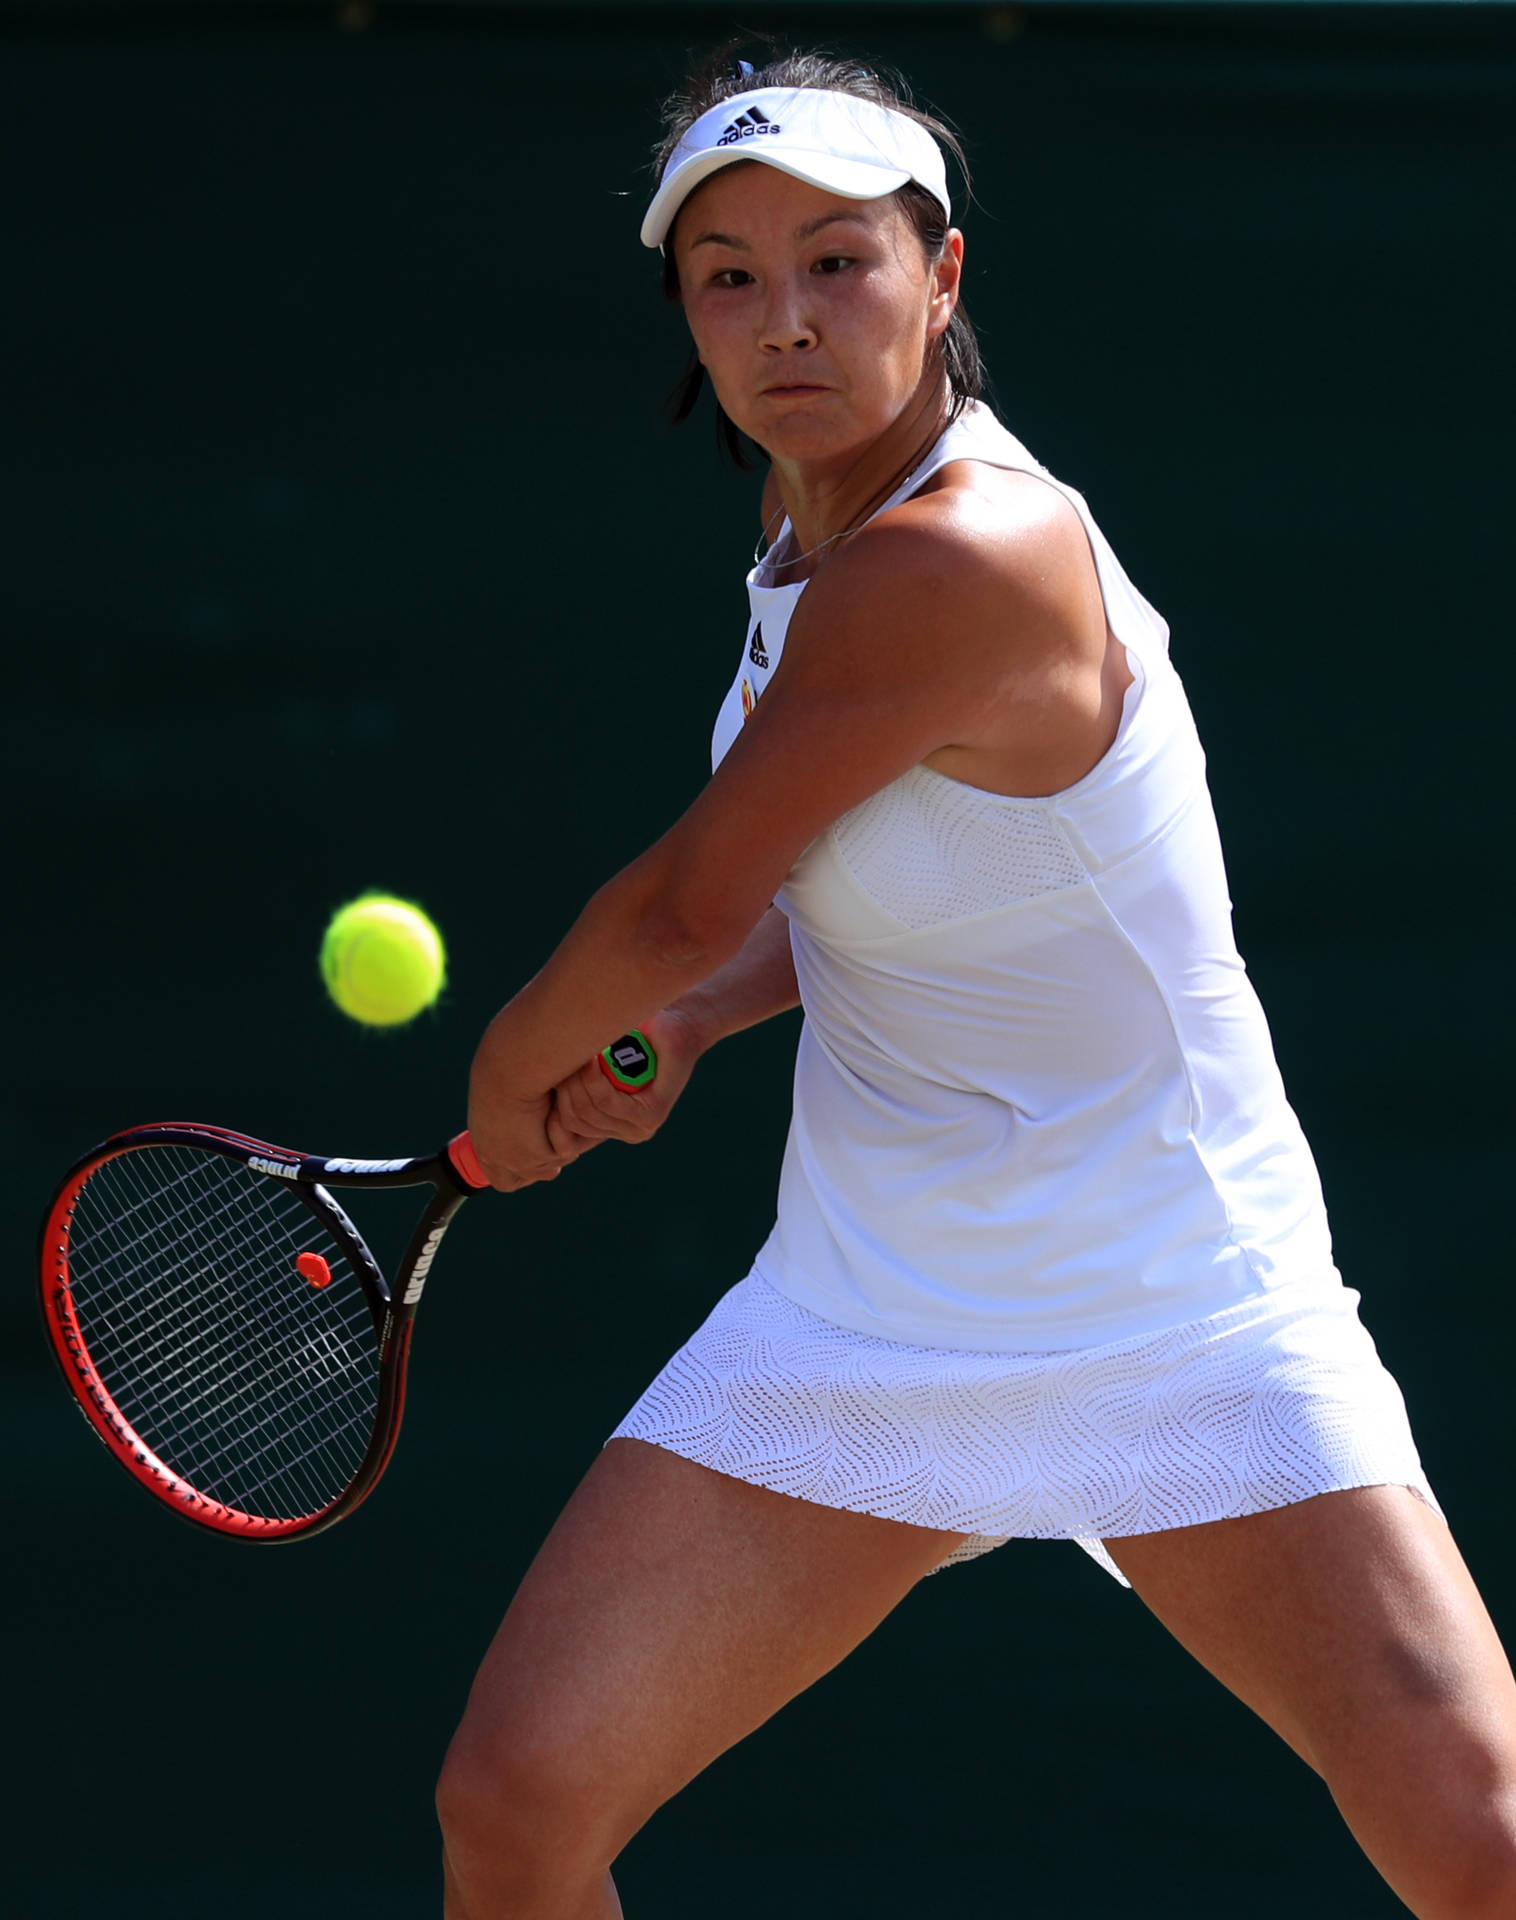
[670,163,962,464]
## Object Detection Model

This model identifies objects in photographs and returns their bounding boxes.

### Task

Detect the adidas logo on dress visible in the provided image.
[717,106,781,147]
[749,622,769,669]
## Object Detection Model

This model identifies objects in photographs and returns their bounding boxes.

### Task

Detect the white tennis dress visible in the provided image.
[613,401,1438,1584]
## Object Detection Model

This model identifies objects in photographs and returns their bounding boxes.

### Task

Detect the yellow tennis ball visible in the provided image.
[320,892,446,1028]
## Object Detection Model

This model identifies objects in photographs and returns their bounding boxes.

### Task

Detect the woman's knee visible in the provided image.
[1329,1739,1516,1920]
[436,1711,620,1903]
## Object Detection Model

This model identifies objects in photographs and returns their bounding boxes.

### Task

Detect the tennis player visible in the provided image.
[449,50,1516,1919]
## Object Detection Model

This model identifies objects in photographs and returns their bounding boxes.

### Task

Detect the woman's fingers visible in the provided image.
[555,1058,657,1143]
[546,1092,599,1160]
[553,1008,709,1147]
[469,1089,582,1189]
[543,1010,705,1157]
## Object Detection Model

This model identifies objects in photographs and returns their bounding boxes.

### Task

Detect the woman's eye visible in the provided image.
[813,255,854,275]
[711,268,754,289]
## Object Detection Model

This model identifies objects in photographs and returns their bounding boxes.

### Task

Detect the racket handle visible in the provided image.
[446,1131,491,1191]
[598,1029,658,1092]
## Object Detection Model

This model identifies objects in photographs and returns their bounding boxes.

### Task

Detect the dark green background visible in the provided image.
[6,5,1513,1913]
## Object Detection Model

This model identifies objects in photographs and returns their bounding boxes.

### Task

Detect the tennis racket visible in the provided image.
[37,1029,658,1543]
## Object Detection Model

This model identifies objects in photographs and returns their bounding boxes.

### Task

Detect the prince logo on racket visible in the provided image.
[402,1225,450,1307]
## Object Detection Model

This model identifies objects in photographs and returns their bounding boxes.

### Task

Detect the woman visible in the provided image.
[444,51,1516,1920]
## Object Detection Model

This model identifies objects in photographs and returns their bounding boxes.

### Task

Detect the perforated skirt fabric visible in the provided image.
[610,1274,1441,1585]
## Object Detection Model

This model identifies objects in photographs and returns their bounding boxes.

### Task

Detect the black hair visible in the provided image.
[654,45,985,467]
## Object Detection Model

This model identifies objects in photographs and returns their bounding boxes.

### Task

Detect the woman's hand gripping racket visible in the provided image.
[37,1030,658,1543]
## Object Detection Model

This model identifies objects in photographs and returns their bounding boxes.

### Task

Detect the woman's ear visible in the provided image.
[927,229,965,339]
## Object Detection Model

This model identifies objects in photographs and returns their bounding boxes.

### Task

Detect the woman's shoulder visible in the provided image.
[834,459,1097,636]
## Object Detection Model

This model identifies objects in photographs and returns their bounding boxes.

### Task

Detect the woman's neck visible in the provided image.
[767,378,953,578]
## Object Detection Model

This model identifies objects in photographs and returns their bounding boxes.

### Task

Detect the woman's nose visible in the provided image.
[759,293,816,353]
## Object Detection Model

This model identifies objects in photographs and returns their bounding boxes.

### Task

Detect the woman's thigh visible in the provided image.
[443,1437,965,1856]
[1105,1487,1516,1912]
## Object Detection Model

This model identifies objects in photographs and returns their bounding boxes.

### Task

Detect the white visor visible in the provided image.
[641,87,951,251]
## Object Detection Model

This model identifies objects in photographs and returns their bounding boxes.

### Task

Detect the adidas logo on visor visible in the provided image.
[716,106,781,147]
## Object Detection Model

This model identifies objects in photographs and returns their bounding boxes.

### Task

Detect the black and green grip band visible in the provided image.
[598,1029,658,1091]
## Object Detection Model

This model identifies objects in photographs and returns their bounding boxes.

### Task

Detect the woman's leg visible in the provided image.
[1105,1487,1516,1918]
[436,1436,966,1920]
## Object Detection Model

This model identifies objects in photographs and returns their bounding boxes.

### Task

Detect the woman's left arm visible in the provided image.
[468,481,1097,1188]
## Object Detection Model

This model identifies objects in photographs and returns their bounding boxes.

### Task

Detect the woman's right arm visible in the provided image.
[547,905,798,1152]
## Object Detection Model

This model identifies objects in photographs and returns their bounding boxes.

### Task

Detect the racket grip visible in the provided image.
[446,1131,491,1191]
[598,1029,658,1092]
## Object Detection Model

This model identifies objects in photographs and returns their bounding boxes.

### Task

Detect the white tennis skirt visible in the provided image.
[610,1273,1442,1585]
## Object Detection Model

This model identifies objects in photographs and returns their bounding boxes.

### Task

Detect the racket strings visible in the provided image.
[72,1170,376,1515]
[61,1146,382,1520]
[70,1155,378,1514]
[79,1160,378,1509]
